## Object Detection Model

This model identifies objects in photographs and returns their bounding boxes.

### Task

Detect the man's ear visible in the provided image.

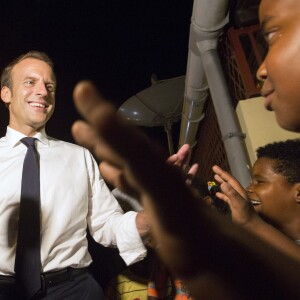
[295,183,300,204]
[1,86,12,105]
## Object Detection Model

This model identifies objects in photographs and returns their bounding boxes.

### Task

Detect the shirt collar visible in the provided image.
[5,126,50,148]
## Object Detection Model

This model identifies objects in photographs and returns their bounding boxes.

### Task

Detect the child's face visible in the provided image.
[257,0,300,133]
[247,157,299,229]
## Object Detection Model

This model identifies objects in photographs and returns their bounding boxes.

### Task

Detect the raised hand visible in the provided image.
[167,144,199,186]
[71,80,300,299]
[212,165,259,228]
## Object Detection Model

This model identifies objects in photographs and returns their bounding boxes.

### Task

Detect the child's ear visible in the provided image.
[295,183,300,204]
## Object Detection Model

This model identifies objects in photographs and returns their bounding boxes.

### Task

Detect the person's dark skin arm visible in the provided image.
[71,81,300,299]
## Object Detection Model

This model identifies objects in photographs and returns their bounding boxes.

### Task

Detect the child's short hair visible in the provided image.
[256,139,300,184]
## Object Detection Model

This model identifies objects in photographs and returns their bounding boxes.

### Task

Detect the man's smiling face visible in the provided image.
[2,57,56,135]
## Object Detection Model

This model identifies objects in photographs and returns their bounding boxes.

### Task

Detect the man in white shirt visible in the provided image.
[0,51,148,299]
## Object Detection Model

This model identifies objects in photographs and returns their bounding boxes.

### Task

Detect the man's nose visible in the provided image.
[35,82,48,96]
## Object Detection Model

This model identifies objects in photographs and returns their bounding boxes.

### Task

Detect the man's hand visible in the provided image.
[71,81,300,299]
[71,81,200,271]
[135,210,153,246]
[167,144,198,186]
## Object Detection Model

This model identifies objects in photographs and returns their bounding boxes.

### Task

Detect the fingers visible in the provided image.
[214,174,225,185]
[212,165,247,199]
[185,163,199,185]
[220,182,241,200]
[72,81,168,197]
[166,144,197,185]
[216,179,247,207]
[167,144,190,166]
[99,162,123,187]
[72,81,124,165]
[174,144,190,164]
[188,163,199,177]
[218,181,256,226]
[73,80,115,126]
[215,191,230,204]
[72,119,126,170]
[166,154,178,165]
[71,120,99,153]
[99,161,138,196]
[71,120,111,163]
[212,165,234,183]
[73,81,124,158]
[73,81,151,167]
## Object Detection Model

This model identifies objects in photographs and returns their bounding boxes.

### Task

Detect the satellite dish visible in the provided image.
[118,75,185,154]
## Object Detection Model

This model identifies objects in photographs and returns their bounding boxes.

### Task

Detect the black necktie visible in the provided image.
[15,137,41,298]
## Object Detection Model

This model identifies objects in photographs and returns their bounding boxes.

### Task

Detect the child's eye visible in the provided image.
[253,179,263,185]
[264,30,278,46]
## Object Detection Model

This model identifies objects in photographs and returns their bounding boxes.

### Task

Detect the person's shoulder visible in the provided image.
[0,135,9,148]
[0,136,6,143]
[0,137,6,150]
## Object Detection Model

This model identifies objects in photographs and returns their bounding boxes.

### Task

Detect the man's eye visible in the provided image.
[47,85,55,92]
[25,81,33,85]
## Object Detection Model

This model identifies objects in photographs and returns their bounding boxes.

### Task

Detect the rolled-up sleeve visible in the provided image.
[86,149,147,265]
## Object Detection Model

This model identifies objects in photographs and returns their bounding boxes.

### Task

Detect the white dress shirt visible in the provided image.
[0,127,146,275]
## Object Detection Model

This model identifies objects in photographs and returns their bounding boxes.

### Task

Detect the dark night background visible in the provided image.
[0,0,194,150]
[0,0,262,290]
[0,1,194,285]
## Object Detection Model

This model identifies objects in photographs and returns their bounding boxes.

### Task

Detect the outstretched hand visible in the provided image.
[70,81,300,299]
[212,165,260,228]
[167,144,199,185]
[71,81,196,249]
[71,81,158,240]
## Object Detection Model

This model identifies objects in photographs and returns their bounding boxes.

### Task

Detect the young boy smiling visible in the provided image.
[213,139,300,252]
[248,140,300,241]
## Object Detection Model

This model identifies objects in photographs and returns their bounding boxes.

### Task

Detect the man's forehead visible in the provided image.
[13,58,50,71]
[12,58,55,81]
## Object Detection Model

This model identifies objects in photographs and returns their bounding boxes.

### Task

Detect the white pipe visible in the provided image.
[179,0,251,186]
[179,50,208,148]
[197,45,251,186]
[179,0,229,149]
[192,0,229,31]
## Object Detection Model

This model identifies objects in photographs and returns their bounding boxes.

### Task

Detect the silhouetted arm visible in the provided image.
[72,81,300,299]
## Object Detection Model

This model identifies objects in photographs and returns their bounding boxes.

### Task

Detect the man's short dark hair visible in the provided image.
[0,50,56,90]
[256,139,300,184]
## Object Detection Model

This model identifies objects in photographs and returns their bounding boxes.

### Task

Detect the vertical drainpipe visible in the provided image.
[179,0,251,186]
[195,19,251,185]
[178,2,209,151]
